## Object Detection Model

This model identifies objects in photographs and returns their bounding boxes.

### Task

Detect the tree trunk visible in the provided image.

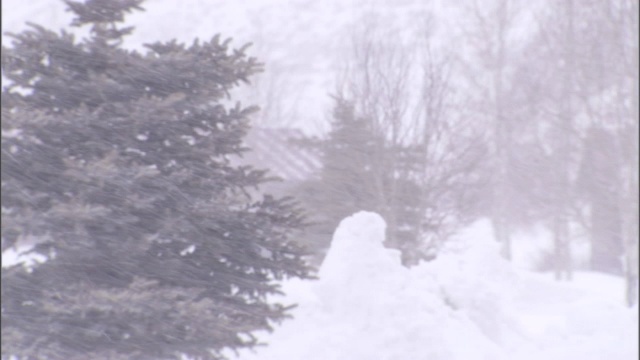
[553,0,575,281]
[625,14,639,305]
[493,0,512,260]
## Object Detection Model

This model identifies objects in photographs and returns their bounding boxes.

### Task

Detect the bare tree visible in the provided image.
[335,12,413,253]
[410,23,489,260]
[550,0,576,281]
[332,10,485,264]
[453,0,530,260]
[627,0,639,306]
[575,0,639,305]
[526,0,638,286]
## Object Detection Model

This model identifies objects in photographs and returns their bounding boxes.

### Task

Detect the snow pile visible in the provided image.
[233,211,639,360]
[2,242,47,270]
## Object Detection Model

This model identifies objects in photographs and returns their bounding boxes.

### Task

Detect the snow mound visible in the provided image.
[2,244,47,270]
[316,212,407,317]
[233,212,638,360]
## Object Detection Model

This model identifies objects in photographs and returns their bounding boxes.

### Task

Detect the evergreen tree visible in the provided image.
[294,97,427,265]
[1,1,312,359]
[319,98,381,224]
[289,99,379,263]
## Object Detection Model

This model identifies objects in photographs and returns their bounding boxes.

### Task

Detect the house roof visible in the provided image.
[236,127,322,182]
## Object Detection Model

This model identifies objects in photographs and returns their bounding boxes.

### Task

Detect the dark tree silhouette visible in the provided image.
[1,1,312,359]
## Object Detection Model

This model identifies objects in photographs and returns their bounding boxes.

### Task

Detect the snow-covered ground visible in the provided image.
[228,212,638,360]
[3,214,637,360]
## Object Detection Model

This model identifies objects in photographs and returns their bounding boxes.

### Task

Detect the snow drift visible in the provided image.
[233,211,638,360]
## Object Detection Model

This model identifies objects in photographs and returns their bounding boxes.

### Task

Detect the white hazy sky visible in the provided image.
[2,0,464,135]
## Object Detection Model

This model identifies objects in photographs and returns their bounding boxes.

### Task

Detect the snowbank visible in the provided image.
[2,244,47,270]
[233,212,639,360]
